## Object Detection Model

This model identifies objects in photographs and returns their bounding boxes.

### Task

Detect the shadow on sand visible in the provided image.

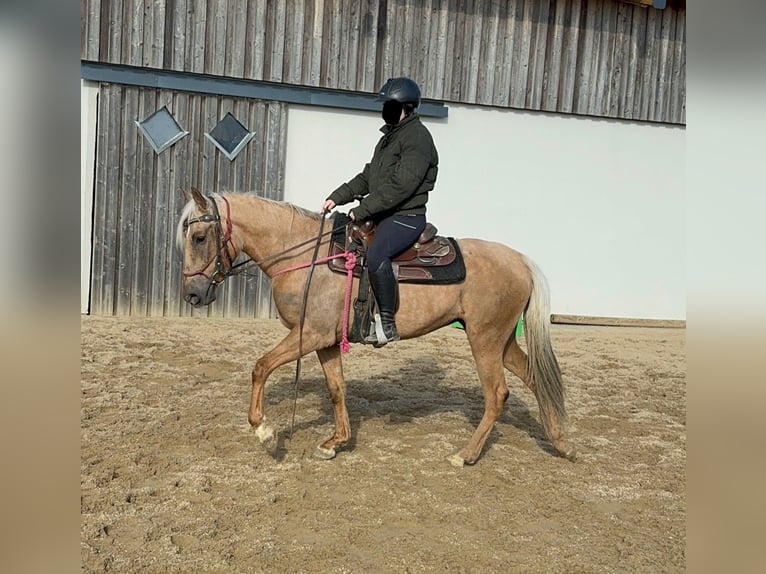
[263,354,559,463]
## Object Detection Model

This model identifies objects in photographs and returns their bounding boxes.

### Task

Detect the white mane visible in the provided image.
[175,192,322,251]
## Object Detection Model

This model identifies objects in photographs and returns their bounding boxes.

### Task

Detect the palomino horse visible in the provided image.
[177,188,576,466]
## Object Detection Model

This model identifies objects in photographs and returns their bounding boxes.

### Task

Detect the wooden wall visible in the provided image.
[81,0,686,317]
[89,83,286,317]
[81,0,686,124]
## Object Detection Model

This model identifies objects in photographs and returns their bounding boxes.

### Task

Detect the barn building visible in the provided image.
[80,0,686,323]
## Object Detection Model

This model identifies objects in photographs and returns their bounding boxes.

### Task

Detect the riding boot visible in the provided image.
[365,260,400,346]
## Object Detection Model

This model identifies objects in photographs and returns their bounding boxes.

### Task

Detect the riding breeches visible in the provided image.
[366,213,426,273]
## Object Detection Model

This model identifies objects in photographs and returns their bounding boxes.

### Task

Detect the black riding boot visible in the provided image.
[365,260,400,346]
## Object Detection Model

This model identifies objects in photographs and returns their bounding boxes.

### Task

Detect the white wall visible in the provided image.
[284,104,685,321]
[81,81,98,314]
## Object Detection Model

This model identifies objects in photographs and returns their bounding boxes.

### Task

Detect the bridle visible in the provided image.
[182,195,341,286]
[182,195,236,285]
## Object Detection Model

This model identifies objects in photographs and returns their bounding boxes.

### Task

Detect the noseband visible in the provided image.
[182,195,235,285]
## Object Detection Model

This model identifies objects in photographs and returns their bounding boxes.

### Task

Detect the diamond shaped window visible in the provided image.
[135,106,188,154]
[205,112,256,160]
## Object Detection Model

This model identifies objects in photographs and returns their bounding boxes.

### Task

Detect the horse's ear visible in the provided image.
[180,188,193,204]
[190,187,208,210]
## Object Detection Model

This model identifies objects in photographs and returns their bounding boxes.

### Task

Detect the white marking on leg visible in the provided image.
[314,446,336,460]
[255,421,275,444]
[447,453,465,468]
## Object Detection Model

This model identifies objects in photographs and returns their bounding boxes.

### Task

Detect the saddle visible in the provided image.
[328,216,466,284]
[327,213,465,344]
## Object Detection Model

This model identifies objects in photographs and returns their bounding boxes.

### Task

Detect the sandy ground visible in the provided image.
[81,316,685,573]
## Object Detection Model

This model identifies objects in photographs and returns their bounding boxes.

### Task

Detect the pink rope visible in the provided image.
[272,251,358,353]
[339,252,357,353]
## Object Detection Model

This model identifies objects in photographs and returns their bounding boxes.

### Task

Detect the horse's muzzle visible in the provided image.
[183,283,217,307]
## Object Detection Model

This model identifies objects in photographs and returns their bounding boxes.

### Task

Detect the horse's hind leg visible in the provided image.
[314,345,350,460]
[503,337,534,394]
[504,337,575,461]
[449,334,510,467]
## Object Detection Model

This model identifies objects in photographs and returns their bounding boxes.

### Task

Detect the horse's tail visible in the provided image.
[521,256,567,438]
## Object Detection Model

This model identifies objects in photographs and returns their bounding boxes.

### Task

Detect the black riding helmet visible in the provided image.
[377,77,421,108]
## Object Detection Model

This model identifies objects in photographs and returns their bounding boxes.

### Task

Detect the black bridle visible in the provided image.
[182,195,237,286]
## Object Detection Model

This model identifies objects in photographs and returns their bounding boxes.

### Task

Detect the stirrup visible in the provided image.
[364,313,399,347]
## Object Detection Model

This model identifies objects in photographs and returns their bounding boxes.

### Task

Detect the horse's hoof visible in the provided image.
[314,446,336,460]
[553,439,577,461]
[562,447,577,462]
[554,441,577,461]
[255,423,275,445]
[447,454,465,468]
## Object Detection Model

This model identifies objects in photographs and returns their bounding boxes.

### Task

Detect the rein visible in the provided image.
[287,214,327,440]
[284,218,360,439]
[231,229,339,275]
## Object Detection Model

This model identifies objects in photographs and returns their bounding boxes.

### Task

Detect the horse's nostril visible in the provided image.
[185,293,201,306]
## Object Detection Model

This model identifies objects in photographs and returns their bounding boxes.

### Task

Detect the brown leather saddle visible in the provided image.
[327,216,465,284]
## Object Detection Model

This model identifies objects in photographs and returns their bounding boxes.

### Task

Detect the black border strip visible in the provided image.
[81,61,449,118]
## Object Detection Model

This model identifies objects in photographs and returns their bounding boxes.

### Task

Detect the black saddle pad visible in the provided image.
[328,213,466,285]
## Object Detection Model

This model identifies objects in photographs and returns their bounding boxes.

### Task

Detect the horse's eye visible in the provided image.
[194,234,206,244]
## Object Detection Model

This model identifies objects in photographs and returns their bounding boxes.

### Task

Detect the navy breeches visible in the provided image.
[366,214,426,272]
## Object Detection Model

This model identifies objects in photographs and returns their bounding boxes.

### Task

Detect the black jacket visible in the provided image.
[328,113,439,221]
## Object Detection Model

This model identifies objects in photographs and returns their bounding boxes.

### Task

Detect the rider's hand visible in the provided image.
[321,199,336,214]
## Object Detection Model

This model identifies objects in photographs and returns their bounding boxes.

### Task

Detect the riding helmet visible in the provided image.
[377,77,421,108]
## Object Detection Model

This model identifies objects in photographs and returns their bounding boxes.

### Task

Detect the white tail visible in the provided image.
[522,256,567,438]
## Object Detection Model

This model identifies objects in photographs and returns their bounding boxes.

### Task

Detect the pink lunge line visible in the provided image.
[271,252,358,353]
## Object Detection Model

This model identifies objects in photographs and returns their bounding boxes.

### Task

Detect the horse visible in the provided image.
[176,187,576,466]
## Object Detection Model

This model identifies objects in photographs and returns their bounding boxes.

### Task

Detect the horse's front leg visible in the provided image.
[248,328,312,444]
[314,345,350,460]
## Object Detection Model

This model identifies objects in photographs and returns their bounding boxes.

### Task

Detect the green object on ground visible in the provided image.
[451,319,521,335]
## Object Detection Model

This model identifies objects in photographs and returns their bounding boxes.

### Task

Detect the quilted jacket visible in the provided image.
[328,113,439,222]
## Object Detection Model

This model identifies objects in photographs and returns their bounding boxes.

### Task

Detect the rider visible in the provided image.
[321,77,439,345]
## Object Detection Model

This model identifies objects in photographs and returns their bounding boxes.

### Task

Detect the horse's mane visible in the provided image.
[176,192,322,251]
[257,195,323,222]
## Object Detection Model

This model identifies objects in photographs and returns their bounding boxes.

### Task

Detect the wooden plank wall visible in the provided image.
[90,84,286,318]
[81,0,686,124]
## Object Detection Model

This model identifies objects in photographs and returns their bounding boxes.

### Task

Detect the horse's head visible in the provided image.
[176,187,234,307]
